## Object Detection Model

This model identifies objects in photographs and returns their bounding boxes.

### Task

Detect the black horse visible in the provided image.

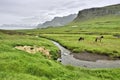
[78,37,84,41]
[95,36,104,42]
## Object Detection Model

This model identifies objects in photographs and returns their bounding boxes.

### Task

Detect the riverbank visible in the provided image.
[52,40,120,68]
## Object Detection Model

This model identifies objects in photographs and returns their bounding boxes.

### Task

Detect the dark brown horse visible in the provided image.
[78,37,84,41]
[95,36,104,42]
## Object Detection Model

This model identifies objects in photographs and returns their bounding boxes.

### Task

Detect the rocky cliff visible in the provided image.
[74,4,120,22]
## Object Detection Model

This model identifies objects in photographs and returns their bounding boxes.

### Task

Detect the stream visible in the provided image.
[52,41,120,68]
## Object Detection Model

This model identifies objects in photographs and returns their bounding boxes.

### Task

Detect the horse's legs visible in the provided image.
[95,38,97,42]
[100,38,102,42]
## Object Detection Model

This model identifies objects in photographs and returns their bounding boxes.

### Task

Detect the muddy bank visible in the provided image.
[72,52,112,61]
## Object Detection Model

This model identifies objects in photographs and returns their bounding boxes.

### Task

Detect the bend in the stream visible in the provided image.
[51,40,120,68]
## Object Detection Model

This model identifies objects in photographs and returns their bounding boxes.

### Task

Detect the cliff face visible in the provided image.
[37,14,77,28]
[74,4,120,22]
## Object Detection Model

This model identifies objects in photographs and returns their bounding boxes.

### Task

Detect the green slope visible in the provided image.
[19,15,120,34]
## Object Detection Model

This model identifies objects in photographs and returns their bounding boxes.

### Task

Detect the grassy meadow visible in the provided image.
[39,34,120,58]
[0,31,120,80]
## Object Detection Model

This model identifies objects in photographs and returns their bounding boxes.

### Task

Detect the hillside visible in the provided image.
[74,4,120,22]
[23,4,119,34]
[37,14,77,28]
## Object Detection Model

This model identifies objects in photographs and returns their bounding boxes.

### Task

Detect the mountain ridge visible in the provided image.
[37,14,77,28]
[74,4,120,22]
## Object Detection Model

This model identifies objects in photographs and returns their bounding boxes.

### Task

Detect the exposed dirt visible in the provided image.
[15,46,51,58]
[72,52,113,61]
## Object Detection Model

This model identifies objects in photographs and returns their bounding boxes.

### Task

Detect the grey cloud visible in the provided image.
[0,0,120,26]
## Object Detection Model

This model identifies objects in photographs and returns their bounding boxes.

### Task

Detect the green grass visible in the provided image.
[0,31,120,80]
[39,34,120,58]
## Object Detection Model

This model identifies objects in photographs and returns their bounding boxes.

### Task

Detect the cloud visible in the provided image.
[0,0,120,26]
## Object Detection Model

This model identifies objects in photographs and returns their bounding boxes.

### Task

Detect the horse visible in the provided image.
[95,36,104,42]
[78,37,84,41]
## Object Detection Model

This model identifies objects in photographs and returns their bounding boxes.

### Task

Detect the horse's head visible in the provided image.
[78,37,84,41]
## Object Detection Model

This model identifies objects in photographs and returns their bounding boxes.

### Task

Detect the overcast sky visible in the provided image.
[0,0,120,26]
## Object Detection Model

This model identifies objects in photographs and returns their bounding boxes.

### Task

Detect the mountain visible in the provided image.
[74,4,120,22]
[35,4,120,34]
[37,14,77,28]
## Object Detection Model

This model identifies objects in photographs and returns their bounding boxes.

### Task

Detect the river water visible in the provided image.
[52,41,120,68]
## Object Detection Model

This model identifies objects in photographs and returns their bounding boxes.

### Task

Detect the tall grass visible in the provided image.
[0,32,120,80]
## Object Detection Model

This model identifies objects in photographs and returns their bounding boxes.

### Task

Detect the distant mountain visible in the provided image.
[74,4,120,22]
[0,24,35,30]
[37,14,77,28]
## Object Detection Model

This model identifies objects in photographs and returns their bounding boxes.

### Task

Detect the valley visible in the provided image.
[0,3,120,80]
